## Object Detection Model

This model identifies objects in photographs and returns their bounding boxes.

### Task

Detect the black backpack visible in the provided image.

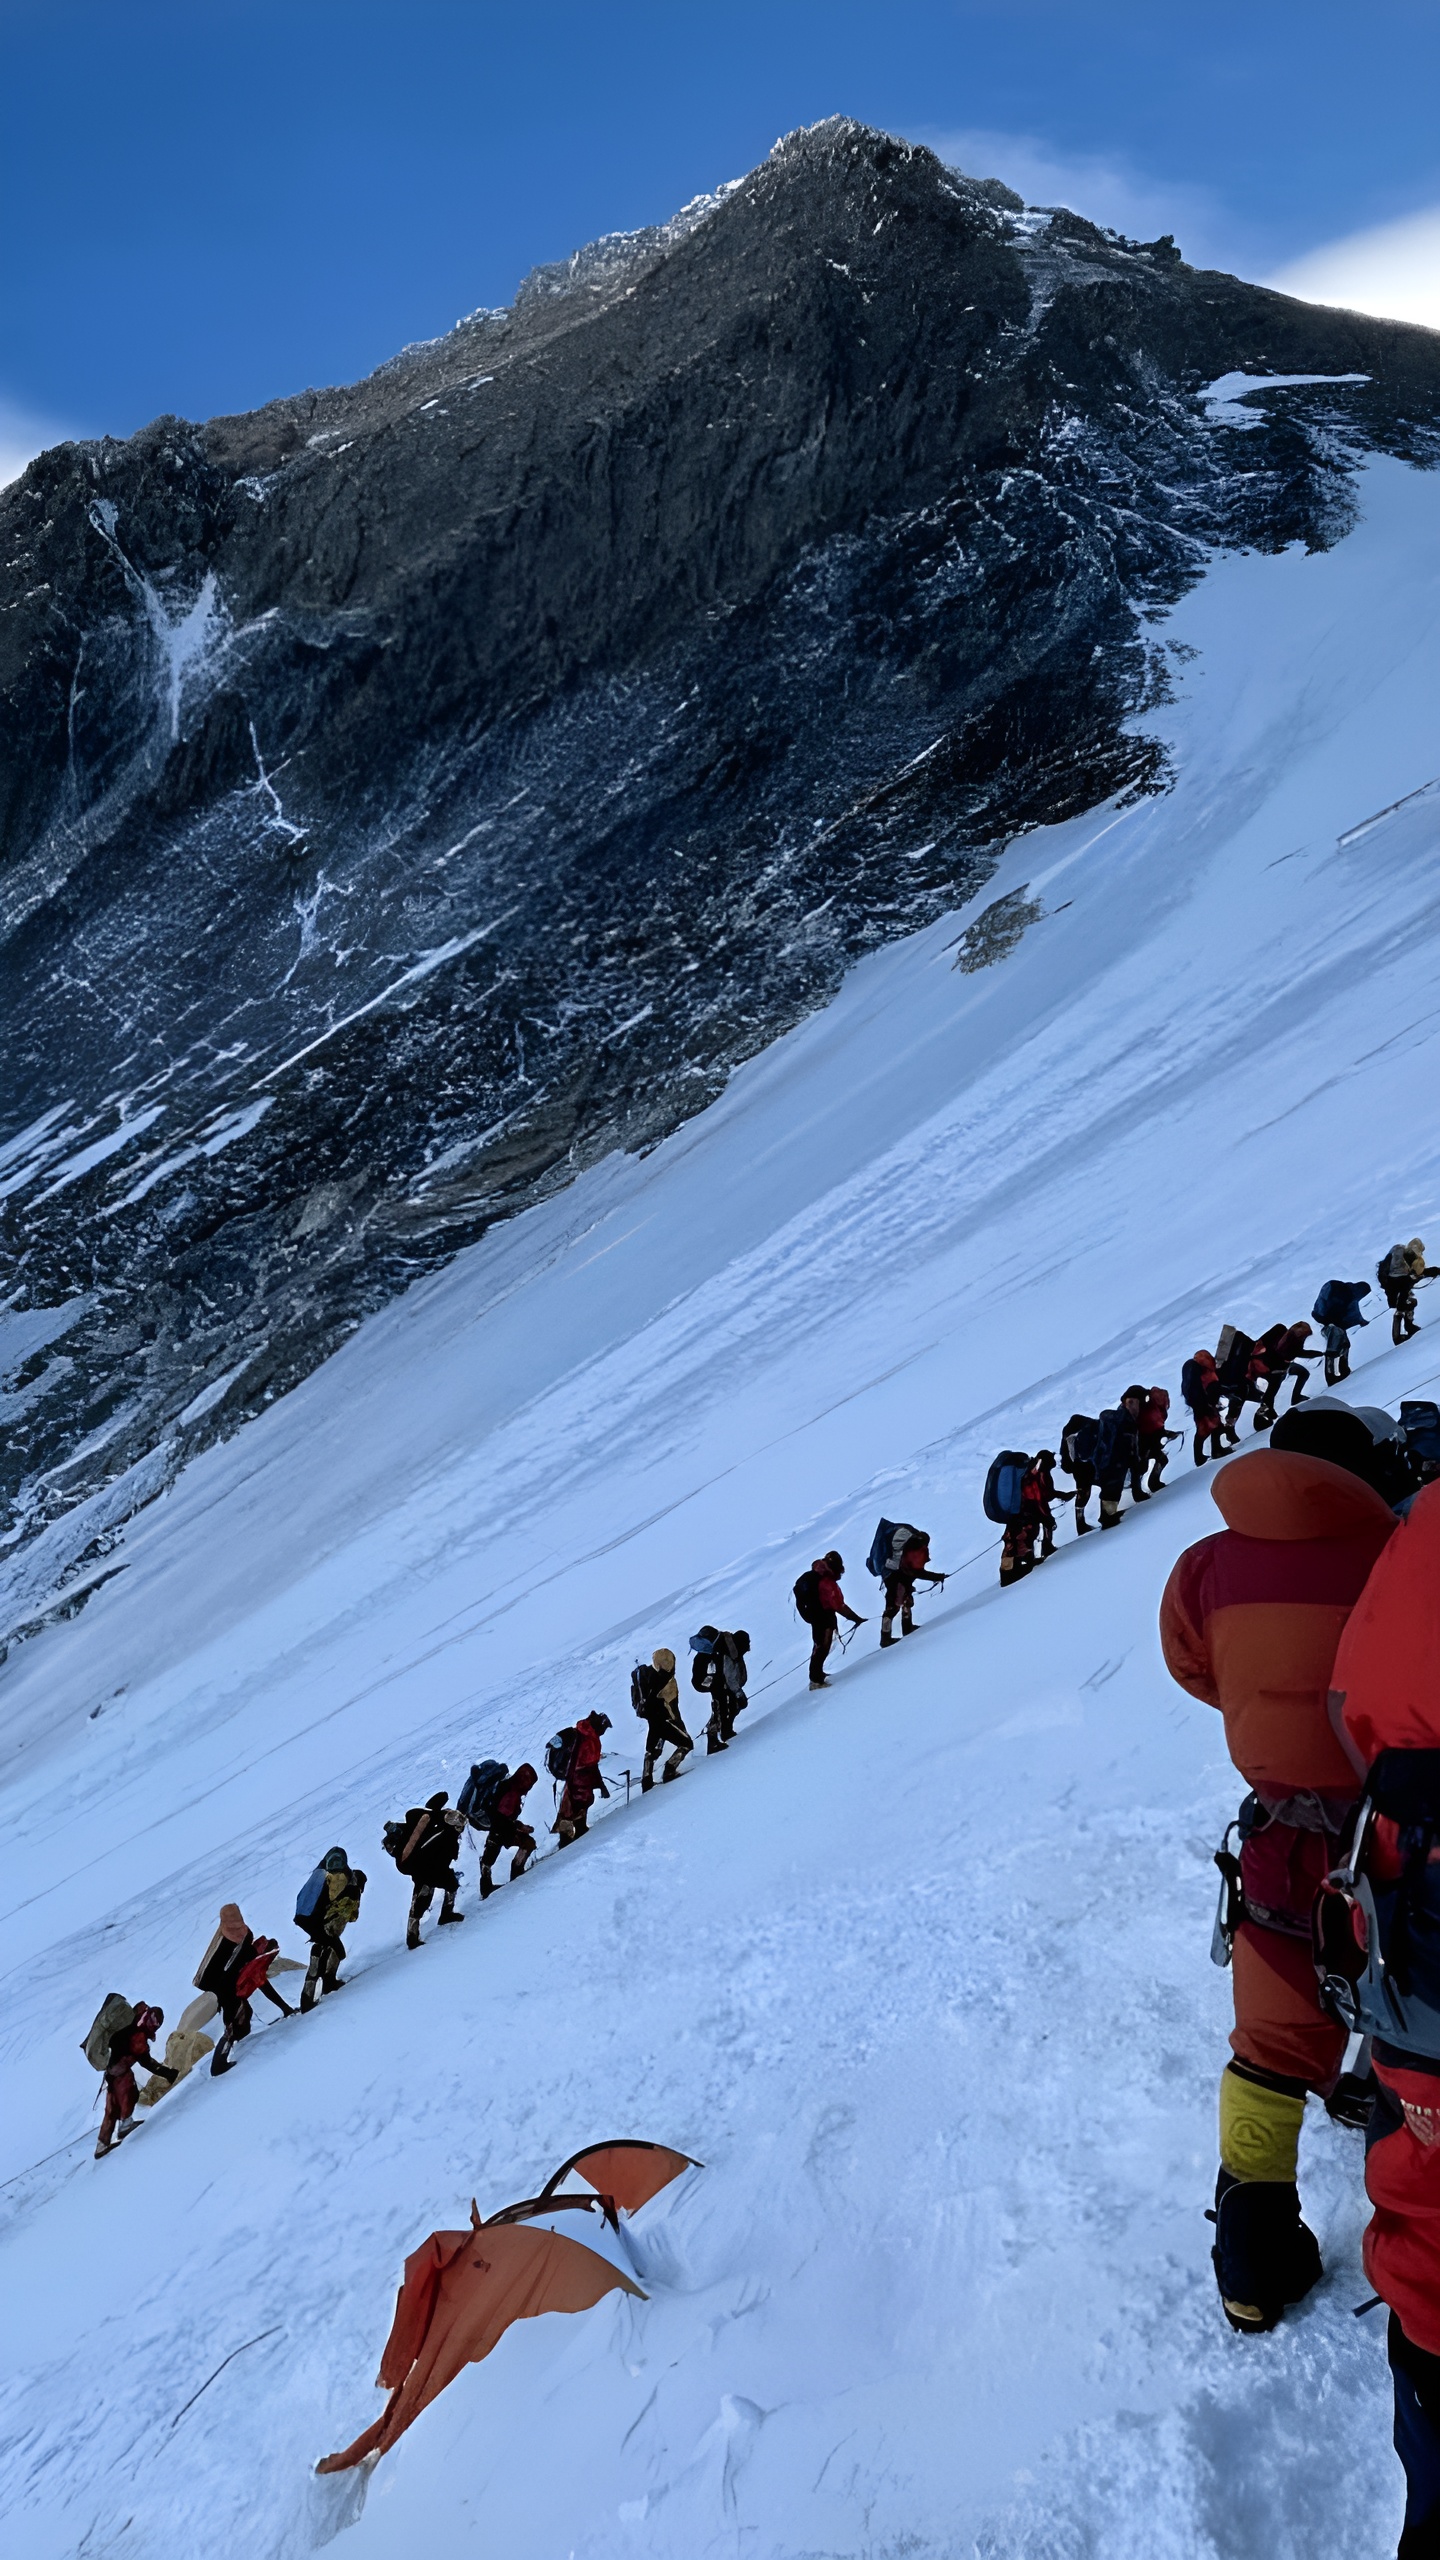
[458,1760,508,1827]
[689,1627,719,1692]
[792,1569,820,1624]
[1402,1401,1440,1476]
[1314,1752,1440,2062]
[1215,1326,1253,1388]
[630,1664,664,1716]
[1059,1415,1097,1472]
[383,1814,424,1872]
[545,1727,578,1782]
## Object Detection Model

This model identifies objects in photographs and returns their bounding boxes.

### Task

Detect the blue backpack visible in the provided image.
[866,1518,918,1579]
[1313,1279,1369,1328]
[1090,1410,1123,1473]
[982,1454,1029,1524]
[294,1863,330,1930]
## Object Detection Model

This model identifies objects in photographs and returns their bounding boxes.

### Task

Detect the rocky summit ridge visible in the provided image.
[2,115,1438,1635]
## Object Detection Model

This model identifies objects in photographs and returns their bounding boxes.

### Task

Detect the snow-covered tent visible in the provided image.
[317,2141,697,2472]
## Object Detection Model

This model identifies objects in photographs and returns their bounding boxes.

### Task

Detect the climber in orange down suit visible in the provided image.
[1160,1406,1396,2333]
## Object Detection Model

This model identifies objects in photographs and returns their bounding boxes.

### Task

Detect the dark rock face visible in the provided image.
[2,117,1438,1593]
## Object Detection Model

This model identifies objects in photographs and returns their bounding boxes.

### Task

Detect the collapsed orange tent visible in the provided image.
[318,2139,698,2472]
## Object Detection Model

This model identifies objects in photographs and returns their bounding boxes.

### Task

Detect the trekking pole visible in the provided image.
[622,1768,633,1805]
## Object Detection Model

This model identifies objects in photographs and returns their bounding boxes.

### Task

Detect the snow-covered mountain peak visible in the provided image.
[3,123,1439,1607]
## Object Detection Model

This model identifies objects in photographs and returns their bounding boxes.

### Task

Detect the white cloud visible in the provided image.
[916,125,1236,268]
[1267,207,1440,333]
[0,396,83,491]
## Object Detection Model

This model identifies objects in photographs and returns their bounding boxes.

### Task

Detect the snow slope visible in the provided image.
[1,450,1439,2558]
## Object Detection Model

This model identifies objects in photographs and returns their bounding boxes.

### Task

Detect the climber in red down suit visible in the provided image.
[1329,1484,1440,2556]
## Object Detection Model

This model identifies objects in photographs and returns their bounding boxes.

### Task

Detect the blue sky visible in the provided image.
[2,0,1438,460]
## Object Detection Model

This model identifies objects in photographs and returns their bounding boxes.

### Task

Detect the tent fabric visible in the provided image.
[496,2202,640,2281]
[544,2140,699,2212]
[317,2219,643,2473]
[1335,1481,1440,1764]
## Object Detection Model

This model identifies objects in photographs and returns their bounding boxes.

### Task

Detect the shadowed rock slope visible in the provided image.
[1,115,1438,1599]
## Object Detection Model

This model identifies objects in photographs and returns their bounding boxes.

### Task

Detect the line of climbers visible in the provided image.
[79,1626,753,2155]
[75,1236,1437,2169]
[1160,1381,1440,2557]
[791,1520,949,1689]
[983,1237,1440,1586]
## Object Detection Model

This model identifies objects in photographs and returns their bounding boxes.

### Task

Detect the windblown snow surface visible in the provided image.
[2,451,1440,2560]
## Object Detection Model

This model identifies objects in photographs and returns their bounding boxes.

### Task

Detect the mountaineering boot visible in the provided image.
[641,1773,654,1792]
[406,1917,422,1950]
[879,1632,897,1648]
[438,1891,465,1925]
[809,1675,829,1690]
[1211,2169,1322,2332]
[210,2033,237,2077]
[1131,1487,1151,1502]
[479,1868,495,1899]
[300,1982,316,2014]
